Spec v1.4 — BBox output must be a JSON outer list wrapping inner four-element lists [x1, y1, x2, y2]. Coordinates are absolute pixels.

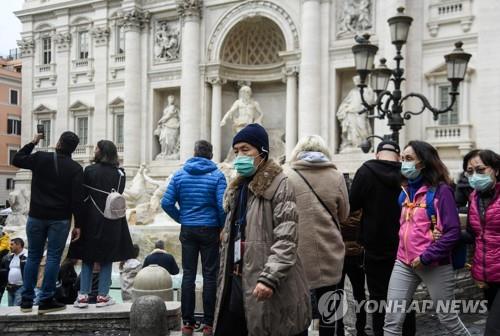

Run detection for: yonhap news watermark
[[318, 290, 488, 323]]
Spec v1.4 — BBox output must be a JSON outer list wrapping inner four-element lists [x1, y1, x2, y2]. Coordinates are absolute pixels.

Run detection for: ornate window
[[109, 97, 124, 146], [438, 85, 459, 125], [33, 104, 56, 148], [69, 101, 93, 146], [42, 37, 52, 65], [221, 17, 285, 66], [78, 31, 89, 59]]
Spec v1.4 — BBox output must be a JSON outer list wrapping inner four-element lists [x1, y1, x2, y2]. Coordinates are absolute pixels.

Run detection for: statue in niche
[[155, 95, 180, 160], [220, 85, 264, 163], [337, 0, 373, 37], [154, 21, 180, 62], [337, 76, 376, 153], [5, 188, 30, 228], [220, 85, 263, 134]]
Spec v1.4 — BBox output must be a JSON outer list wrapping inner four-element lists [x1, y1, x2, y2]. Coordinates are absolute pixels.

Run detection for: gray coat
[[213, 160, 311, 336]]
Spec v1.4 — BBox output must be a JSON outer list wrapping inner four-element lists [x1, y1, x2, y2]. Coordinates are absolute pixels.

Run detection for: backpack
[[426, 186, 467, 270], [84, 169, 126, 220]]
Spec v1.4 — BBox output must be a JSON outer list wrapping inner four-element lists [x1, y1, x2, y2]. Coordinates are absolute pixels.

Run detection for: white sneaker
[[73, 294, 89, 308], [96, 295, 115, 307]]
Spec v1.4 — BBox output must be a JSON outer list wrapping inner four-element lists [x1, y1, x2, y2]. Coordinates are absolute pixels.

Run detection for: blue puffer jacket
[[161, 157, 227, 227]]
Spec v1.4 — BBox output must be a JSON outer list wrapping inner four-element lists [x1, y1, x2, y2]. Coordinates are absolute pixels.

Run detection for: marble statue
[[337, 76, 376, 152], [220, 85, 263, 134], [220, 85, 263, 163], [337, 0, 373, 37], [154, 21, 180, 62], [5, 188, 30, 228], [123, 164, 150, 209], [154, 95, 180, 160]]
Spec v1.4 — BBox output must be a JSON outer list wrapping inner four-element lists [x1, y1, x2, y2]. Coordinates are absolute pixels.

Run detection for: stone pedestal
[[130, 296, 169, 336], [132, 265, 174, 302]]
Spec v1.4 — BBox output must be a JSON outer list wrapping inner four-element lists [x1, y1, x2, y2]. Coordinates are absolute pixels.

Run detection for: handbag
[[293, 169, 340, 231]]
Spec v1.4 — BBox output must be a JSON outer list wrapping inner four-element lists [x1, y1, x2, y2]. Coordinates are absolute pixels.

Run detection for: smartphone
[[37, 124, 45, 139]]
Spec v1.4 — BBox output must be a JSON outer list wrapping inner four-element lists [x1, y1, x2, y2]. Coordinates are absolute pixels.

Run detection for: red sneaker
[[181, 325, 194, 336], [203, 325, 214, 336]]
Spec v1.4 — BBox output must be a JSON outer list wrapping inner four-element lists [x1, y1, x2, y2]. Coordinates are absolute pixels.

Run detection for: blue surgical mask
[[468, 173, 494, 192], [233, 155, 258, 177], [401, 161, 421, 180]]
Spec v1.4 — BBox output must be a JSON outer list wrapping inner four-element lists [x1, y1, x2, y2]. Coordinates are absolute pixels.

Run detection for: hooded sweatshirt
[[161, 156, 227, 227], [349, 159, 402, 257]]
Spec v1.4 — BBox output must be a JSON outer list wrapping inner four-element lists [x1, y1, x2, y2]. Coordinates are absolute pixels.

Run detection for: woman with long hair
[[286, 135, 351, 336], [461, 149, 500, 336], [69, 140, 134, 308], [383, 140, 470, 335]]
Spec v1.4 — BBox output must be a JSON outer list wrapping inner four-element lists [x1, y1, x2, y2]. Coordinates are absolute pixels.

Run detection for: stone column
[[284, 67, 298, 160], [298, 0, 322, 138], [178, 1, 202, 162], [18, 37, 35, 145], [122, 9, 149, 171], [209, 77, 225, 162], [54, 31, 71, 138], [91, 25, 110, 143]]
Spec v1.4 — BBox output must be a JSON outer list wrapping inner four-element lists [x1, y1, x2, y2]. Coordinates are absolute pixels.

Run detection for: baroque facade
[[14, 0, 500, 180]]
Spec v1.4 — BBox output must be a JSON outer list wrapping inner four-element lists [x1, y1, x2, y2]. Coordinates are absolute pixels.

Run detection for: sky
[[0, 0, 23, 56]]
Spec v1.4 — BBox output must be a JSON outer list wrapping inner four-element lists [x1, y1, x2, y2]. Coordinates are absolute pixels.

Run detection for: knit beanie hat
[[232, 123, 269, 160]]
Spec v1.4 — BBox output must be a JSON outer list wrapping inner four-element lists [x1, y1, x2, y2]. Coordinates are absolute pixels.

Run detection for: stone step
[[0, 302, 181, 336]]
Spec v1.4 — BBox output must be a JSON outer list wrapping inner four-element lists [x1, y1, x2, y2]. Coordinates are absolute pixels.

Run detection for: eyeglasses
[[465, 166, 488, 177]]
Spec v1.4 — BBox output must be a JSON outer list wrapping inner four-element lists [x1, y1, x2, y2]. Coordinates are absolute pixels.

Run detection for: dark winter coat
[[143, 249, 179, 275], [349, 159, 402, 258], [12, 143, 85, 226], [68, 163, 134, 263], [0, 252, 27, 288], [162, 157, 227, 227]]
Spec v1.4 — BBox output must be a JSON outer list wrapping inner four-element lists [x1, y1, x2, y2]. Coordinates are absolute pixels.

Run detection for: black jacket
[[0, 252, 27, 288], [68, 163, 134, 263], [12, 143, 85, 227], [349, 159, 402, 258], [143, 250, 180, 275]]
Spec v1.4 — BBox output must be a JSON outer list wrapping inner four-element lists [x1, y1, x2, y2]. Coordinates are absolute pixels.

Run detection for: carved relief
[[53, 32, 72, 52], [176, 0, 203, 18], [17, 38, 35, 57], [154, 20, 180, 63], [91, 26, 110, 46], [337, 0, 373, 38], [122, 8, 151, 31]]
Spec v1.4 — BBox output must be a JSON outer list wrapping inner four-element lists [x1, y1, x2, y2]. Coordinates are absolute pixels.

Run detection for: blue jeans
[[180, 226, 220, 326], [7, 286, 23, 306], [21, 217, 71, 303], [79, 262, 113, 296]]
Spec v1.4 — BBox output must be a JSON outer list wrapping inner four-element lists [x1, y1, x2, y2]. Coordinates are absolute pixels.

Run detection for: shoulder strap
[[426, 186, 438, 230], [53, 152, 59, 176], [293, 168, 340, 230]]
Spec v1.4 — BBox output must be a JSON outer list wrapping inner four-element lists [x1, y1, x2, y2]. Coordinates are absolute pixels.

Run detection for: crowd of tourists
[[0, 124, 498, 336]]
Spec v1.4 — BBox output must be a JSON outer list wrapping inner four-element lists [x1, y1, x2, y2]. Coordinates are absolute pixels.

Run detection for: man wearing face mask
[[349, 141, 416, 336], [213, 123, 311, 336]]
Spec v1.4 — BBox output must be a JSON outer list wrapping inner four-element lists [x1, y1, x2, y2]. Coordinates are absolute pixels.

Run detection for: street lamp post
[[352, 7, 471, 151]]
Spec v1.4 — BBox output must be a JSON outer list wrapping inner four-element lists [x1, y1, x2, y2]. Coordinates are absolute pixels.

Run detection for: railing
[[425, 124, 472, 144], [116, 144, 124, 153], [438, 3, 463, 16], [73, 145, 94, 157], [36, 63, 56, 74], [113, 54, 125, 63], [72, 58, 94, 70]]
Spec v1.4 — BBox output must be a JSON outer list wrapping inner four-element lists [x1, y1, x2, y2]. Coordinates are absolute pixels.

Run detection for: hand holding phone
[[36, 124, 45, 139]]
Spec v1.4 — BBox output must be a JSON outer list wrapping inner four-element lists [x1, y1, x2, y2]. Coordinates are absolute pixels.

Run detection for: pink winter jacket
[[469, 183, 500, 283], [397, 184, 460, 266]]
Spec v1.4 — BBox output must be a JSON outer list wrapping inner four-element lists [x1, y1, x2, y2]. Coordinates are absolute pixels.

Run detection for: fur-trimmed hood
[[224, 159, 283, 212]]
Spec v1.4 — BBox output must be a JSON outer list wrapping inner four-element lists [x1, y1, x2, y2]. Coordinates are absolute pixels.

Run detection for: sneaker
[[202, 325, 214, 336], [181, 324, 194, 336], [20, 300, 33, 313], [38, 298, 66, 314], [73, 294, 89, 308], [96, 295, 115, 307]]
